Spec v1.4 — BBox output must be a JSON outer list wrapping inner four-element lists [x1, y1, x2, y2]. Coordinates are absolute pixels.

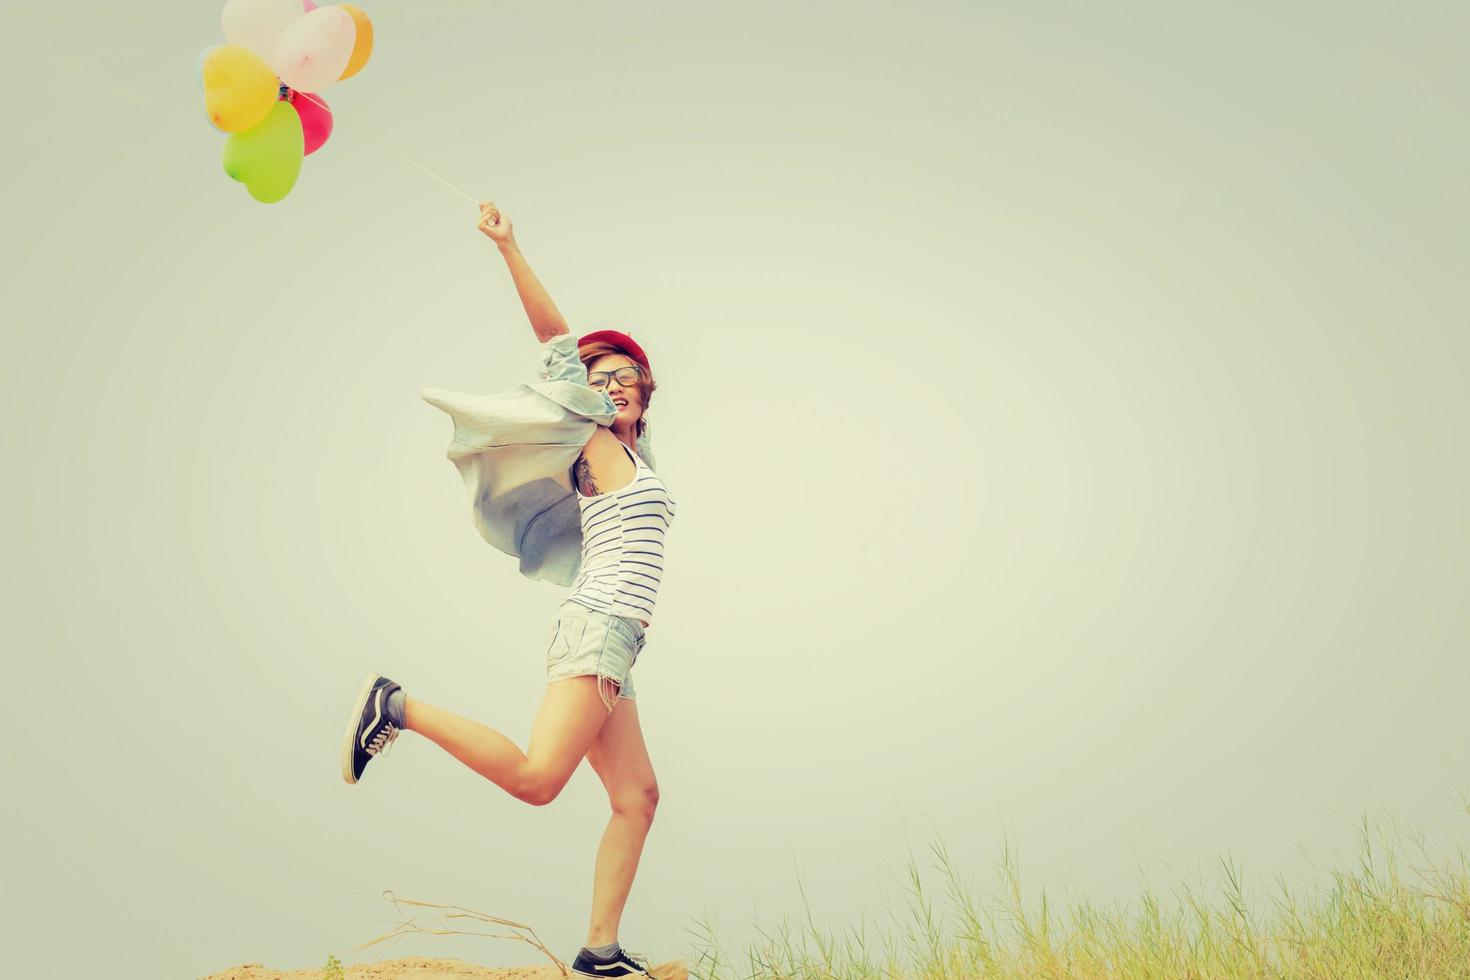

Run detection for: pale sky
[[3, 2, 1468, 978]]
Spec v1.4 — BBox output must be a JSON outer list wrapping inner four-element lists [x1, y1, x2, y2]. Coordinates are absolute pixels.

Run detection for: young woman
[[339, 202, 678, 979]]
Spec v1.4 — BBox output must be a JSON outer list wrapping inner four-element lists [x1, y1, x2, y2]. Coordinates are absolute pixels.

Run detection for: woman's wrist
[[497, 237, 521, 257]]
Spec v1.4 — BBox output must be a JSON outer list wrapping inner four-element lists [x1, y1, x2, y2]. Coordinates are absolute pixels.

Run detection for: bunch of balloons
[[198, 0, 374, 203]]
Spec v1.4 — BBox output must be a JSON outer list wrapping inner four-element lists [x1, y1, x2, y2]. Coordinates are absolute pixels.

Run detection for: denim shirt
[[419, 332, 659, 587]]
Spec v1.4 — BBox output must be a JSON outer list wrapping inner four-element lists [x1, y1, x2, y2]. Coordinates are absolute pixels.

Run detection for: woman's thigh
[[524, 676, 614, 796], [585, 696, 658, 809]]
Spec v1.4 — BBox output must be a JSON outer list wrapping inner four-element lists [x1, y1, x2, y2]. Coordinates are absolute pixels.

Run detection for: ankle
[[583, 940, 620, 958], [388, 689, 409, 729]]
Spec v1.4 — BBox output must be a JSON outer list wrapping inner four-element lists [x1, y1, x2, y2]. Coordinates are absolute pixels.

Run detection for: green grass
[[684, 807, 1470, 979]]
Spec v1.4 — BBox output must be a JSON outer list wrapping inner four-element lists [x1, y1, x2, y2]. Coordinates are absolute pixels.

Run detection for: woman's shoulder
[[572, 429, 641, 497]]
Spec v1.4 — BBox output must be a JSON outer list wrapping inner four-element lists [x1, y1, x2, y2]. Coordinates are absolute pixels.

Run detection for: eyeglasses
[[587, 366, 643, 390]]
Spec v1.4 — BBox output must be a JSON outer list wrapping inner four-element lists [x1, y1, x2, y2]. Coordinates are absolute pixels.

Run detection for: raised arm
[[476, 202, 570, 343]]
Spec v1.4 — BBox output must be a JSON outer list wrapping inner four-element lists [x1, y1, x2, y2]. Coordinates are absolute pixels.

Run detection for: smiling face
[[587, 353, 645, 426]]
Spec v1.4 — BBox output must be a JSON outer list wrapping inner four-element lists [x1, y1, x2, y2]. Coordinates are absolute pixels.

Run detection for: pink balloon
[[302, 0, 316, 9], [288, 89, 333, 155]]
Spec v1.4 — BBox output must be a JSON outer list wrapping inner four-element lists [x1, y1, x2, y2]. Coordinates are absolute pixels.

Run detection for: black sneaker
[[341, 673, 403, 784], [570, 944, 653, 978]]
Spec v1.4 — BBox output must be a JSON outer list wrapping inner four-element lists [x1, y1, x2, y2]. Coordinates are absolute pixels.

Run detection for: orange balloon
[[338, 5, 374, 81]]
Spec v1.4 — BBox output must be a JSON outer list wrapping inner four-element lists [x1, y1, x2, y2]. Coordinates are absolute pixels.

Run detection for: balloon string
[[292, 91, 480, 205]]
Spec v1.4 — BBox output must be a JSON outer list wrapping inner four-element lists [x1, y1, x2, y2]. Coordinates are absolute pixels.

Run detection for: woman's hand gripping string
[[477, 201, 515, 247]]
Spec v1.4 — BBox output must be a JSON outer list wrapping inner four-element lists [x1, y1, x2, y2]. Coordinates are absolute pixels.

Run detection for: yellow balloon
[[202, 44, 279, 133], [338, 5, 374, 82]]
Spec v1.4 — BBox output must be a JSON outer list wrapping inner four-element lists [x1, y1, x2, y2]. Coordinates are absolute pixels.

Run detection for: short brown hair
[[578, 340, 656, 437]]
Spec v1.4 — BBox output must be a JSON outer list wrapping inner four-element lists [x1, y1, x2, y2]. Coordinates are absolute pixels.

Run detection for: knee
[[611, 784, 660, 824], [518, 771, 568, 807]]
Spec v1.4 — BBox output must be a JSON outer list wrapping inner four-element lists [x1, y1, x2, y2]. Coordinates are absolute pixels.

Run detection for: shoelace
[[621, 949, 651, 972], [366, 722, 400, 757]]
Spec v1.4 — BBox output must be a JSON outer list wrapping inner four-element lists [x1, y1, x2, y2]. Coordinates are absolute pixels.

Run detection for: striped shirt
[[564, 442, 677, 626]]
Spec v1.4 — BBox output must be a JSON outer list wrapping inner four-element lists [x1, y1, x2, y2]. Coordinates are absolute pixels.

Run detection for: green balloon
[[221, 101, 304, 204]]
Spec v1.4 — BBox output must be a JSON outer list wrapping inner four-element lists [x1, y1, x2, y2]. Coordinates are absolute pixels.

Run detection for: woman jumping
[[339, 202, 678, 979]]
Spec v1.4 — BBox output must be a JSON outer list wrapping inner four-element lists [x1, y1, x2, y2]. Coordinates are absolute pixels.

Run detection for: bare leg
[[403, 676, 611, 806], [582, 694, 659, 946]]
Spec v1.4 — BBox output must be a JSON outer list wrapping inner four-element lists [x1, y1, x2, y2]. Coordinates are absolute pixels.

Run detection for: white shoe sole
[[340, 672, 381, 785]]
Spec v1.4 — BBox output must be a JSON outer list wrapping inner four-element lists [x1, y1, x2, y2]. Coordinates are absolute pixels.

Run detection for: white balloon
[[274, 6, 356, 92], [221, 0, 310, 64]]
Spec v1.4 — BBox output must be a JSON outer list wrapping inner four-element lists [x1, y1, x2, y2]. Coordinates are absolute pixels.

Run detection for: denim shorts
[[545, 600, 646, 712]]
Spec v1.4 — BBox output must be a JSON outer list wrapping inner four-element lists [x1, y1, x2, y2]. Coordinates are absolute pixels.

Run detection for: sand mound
[[201, 955, 689, 979], [201, 958, 558, 979]]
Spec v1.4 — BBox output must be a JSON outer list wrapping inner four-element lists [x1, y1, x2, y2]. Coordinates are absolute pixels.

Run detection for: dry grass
[[343, 890, 688, 978], [683, 806, 1470, 979]]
